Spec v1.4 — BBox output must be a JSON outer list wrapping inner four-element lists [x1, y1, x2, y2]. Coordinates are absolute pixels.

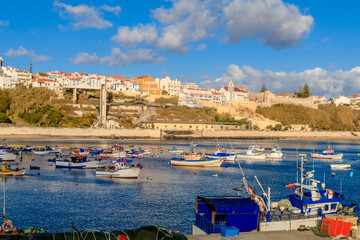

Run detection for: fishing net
[[21, 225, 188, 240]]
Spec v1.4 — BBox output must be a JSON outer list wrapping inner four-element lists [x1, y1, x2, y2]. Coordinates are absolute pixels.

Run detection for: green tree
[[260, 83, 267, 92], [303, 84, 310, 97]]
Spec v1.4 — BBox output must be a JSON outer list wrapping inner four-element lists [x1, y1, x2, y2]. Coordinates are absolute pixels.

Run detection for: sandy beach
[[0, 126, 360, 143]]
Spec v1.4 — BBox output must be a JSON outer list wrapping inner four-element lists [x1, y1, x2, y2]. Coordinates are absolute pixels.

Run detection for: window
[[331, 204, 337, 211], [324, 205, 329, 211]]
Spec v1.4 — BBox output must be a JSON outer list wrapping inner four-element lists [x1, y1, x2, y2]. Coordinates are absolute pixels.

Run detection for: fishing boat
[[55, 153, 108, 169], [193, 154, 359, 234], [330, 163, 351, 169], [100, 145, 126, 158], [0, 148, 16, 162], [168, 147, 184, 154], [96, 160, 143, 178], [236, 147, 266, 160], [205, 144, 236, 162], [170, 157, 224, 167], [265, 146, 283, 160], [126, 149, 145, 158], [0, 164, 26, 176], [311, 146, 343, 160]]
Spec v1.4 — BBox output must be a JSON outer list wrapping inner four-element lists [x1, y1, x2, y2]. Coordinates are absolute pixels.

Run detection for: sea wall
[[0, 126, 359, 141]]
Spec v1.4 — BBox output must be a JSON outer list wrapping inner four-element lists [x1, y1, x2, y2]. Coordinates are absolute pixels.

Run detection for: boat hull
[[237, 154, 266, 160], [311, 153, 343, 160], [170, 158, 224, 167], [55, 160, 106, 169], [0, 169, 26, 176], [330, 164, 351, 169], [96, 167, 141, 178]]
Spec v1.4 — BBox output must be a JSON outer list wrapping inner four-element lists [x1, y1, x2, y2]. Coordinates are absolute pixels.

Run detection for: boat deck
[[187, 230, 325, 240]]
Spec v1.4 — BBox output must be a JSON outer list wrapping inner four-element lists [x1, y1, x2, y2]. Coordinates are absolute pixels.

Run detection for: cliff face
[[249, 91, 317, 109]]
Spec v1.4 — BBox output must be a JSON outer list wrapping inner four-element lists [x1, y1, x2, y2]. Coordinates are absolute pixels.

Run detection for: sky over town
[[1, 0, 360, 97]]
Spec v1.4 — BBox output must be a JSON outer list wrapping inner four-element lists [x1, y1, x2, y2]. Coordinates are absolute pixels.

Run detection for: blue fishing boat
[[168, 147, 184, 154], [193, 154, 359, 234]]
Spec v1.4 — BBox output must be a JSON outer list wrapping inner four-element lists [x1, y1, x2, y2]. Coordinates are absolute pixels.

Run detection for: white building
[[219, 81, 249, 102], [0, 75, 16, 89], [178, 92, 202, 108], [32, 78, 61, 92], [333, 96, 351, 106], [181, 82, 198, 90], [157, 76, 182, 97], [351, 95, 360, 104], [182, 88, 225, 104], [314, 96, 328, 104]]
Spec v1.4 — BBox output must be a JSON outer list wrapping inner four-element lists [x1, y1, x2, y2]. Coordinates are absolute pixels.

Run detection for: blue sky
[[1, 0, 360, 97]]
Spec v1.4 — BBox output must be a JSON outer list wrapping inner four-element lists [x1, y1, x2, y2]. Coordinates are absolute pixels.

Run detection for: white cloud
[[100, 5, 121, 16], [154, 0, 217, 53], [71, 48, 164, 67], [105, 48, 164, 66], [54, 1, 120, 30], [70, 52, 104, 64], [222, 0, 313, 48], [5, 46, 30, 57], [4, 46, 51, 62], [196, 43, 207, 51], [111, 24, 158, 47], [0, 20, 9, 27], [200, 64, 360, 97]]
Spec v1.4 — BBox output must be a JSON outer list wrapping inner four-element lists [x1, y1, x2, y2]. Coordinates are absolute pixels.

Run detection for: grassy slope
[[256, 104, 360, 130]]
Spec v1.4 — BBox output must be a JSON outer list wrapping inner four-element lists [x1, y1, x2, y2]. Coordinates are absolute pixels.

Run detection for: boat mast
[[299, 154, 307, 200], [2, 180, 5, 222]]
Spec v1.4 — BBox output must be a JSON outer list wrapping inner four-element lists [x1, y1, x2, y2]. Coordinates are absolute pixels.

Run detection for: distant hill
[[256, 104, 360, 131]]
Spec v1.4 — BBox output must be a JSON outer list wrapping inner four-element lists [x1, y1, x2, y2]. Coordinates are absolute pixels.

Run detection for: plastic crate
[[220, 226, 239, 237]]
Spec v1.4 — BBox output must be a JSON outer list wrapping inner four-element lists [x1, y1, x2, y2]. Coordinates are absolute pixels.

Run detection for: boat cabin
[[195, 196, 259, 234]]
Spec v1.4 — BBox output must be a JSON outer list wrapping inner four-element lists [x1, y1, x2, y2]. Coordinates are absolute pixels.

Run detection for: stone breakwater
[[0, 126, 359, 141]]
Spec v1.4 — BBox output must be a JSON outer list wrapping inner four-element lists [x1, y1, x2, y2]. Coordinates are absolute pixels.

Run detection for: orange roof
[[352, 95, 360, 98], [38, 79, 57, 83], [109, 75, 127, 80]]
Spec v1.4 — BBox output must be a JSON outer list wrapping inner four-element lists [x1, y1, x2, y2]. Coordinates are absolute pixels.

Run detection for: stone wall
[[249, 91, 317, 109]]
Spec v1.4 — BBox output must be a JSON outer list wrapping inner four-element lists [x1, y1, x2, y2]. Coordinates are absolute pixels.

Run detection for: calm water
[[2, 139, 360, 234]]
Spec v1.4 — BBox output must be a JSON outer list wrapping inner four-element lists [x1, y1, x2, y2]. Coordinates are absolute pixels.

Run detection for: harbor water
[[2, 139, 360, 234]]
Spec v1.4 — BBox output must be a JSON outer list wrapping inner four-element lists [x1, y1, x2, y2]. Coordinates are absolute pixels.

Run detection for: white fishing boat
[[311, 146, 343, 160], [330, 163, 351, 169], [96, 161, 142, 178], [0, 149, 16, 161], [237, 148, 266, 160], [170, 157, 224, 167], [100, 145, 126, 158], [265, 147, 283, 160]]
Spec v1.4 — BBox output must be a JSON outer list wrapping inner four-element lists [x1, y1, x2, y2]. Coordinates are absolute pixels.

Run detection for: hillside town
[[1, 56, 359, 107]]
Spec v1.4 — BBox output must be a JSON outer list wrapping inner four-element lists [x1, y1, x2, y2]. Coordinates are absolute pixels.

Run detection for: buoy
[[350, 172, 354, 177], [332, 172, 336, 176], [286, 183, 294, 188], [60, 180, 63, 182], [75, 182, 78, 185]]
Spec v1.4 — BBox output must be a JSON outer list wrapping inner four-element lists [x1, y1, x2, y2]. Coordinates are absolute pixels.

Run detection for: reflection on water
[[1, 139, 360, 234]]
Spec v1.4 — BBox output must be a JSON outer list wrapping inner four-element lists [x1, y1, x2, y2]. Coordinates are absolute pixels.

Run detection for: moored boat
[[330, 163, 351, 169], [96, 160, 142, 178], [193, 154, 359, 234], [265, 146, 283, 160], [237, 147, 266, 160], [0, 164, 26, 176], [170, 157, 224, 167], [311, 146, 343, 160], [168, 147, 184, 154]]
